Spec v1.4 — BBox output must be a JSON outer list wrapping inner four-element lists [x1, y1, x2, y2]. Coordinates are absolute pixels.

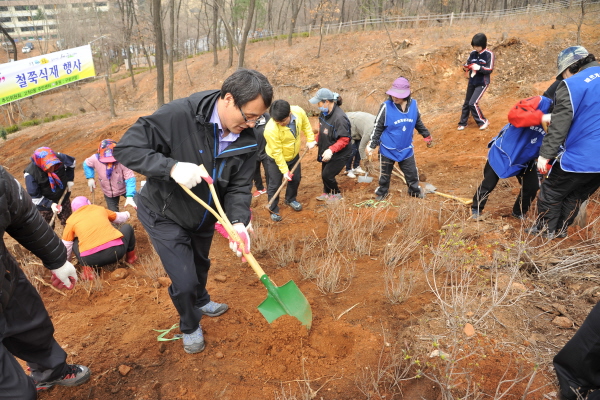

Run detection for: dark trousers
[[459, 84, 488, 127], [265, 155, 301, 214], [376, 154, 421, 197], [73, 223, 136, 267], [345, 140, 361, 171], [321, 152, 350, 195], [39, 191, 72, 227], [472, 160, 539, 216], [104, 194, 126, 212], [253, 158, 269, 192], [537, 162, 600, 232], [554, 301, 600, 400], [0, 266, 68, 400], [136, 196, 214, 334]]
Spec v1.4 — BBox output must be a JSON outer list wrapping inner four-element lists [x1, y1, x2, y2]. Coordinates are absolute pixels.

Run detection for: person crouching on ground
[[471, 95, 553, 220], [84, 139, 137, 211], [367, 77, 432, 201], [24, 146, 75, 226], [345, 111, 376, 177], [62, 196, 137, 279], [309, 88, 351, 201], [263, 100, 316, 221]]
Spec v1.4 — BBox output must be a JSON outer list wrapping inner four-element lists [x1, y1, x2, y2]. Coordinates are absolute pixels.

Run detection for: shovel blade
[[257, 278, 313, 329], [424, 182, 437, 193]]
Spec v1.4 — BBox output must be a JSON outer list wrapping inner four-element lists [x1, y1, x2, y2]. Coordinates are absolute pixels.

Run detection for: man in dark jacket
[[0, 165, 89, 399], [529, 46, 600, 238], [114, 68, 273, 354]]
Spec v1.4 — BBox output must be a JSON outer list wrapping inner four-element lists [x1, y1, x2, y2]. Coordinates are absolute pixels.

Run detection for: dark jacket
[[369, 98, 430, 148], [24, 152, 75, 210], [113, 90, 257, 231], [464, 49, 494, 86], [1, 166, 66, 311], [316, 104, 351, 161], [253, 113, 270, 161], [539, 61, 600, 159]]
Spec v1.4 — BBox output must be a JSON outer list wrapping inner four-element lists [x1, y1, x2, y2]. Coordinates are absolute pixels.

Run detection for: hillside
[[1, 9, 600, 400]]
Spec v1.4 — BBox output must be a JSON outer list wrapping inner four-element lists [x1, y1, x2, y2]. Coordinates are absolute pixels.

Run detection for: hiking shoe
[[199, 301, 228, 317], [183, 325, 205, 354], [270, 213, 282, 222], [353, 166, 366, 174], [457, 125, 466, 131], [347, 170, 357, 178], [35, 364, 91, 391], [471, 210, 481, 220], [285, 200, 302, 211], [511, 212, 525, 220], [316, 193, 329, 201], [375, 193, 388, 201], [479, 120, 489, 130], [327, 193, 343, 201], [253, 189, 267, 197], [525, 225, 542, 235], [556, 229, 568, 239]]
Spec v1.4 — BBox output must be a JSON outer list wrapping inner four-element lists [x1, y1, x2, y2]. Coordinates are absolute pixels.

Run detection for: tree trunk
[[105, 75, 117, 117], [224, 18, 233, 68], [168, 0, 174, 102], [0, 23, 17, 61], [212, 1, 219, 65], [288, 0, 304, 46], [152, 0, 165, 107]]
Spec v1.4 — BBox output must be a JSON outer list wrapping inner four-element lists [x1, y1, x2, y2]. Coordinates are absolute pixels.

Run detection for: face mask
[[318, 106, 329, 116]]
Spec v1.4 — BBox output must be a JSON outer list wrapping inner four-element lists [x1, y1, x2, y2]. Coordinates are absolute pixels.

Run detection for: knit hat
[[309, 88, 338, 104], [71, 196, 91, 212], [386, 77, 411, 99], [471, 33, 487, 49], [98, 139, 117, 163], [556, 46, 589, 79]]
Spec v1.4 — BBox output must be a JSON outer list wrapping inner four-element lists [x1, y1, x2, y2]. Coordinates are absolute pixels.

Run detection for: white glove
[[537, 156, 550, 174], [170, 162, 210, 189], [113, 211, 130, 224], [229, 222, 250, 259], [51, 203, 62, 213], [471, 64, 481, 71], [87, 178, 96, 192], [67, 181, 75, 192], [306, 141, 316, 149], [366, 145, 376, 157], [322, 149, 333, 162], [284, 171, 293, 181], [246, 221, 254, 235], [124, 197, 137, 209], [51, 261, 77, 290]]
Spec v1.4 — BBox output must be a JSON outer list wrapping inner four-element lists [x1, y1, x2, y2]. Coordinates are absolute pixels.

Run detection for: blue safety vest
[[560, 66, 600, 173], [379, 99, 418, 162], [488, 96, 553, 178]]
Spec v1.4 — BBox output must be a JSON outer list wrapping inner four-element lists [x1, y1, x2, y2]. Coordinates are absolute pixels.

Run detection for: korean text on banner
[[0, 45, 96, 106]]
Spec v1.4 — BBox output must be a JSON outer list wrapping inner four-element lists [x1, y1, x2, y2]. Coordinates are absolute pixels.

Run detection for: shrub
[[6, 125, 19, 134]]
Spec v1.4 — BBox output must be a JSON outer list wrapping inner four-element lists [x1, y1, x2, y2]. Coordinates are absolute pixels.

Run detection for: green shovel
[[179, 172, 312, 329]]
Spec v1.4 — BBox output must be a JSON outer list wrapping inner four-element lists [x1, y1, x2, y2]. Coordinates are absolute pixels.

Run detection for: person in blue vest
[[366, 77, 432, 201], [471, 95, 553, 219], [528, 46, 600, 239]]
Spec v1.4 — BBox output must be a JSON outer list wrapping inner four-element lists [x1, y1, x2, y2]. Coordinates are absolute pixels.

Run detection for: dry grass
[[251, 217, 276, 257], [270, 235, 298, 268], [11, 243, 46, 292], [315, 252, 355, 294], [76, 268, 103, 296], [141, 247, 167, 281]]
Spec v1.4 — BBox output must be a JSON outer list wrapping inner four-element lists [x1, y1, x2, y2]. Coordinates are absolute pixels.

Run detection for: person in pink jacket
[[84, 139, 137, 211]]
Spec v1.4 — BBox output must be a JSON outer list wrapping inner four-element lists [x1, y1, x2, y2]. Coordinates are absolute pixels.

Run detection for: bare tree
[[0, 23, 17, 62], [288, 0, 304, 46], [116, 0, 137, 88], [152, 0, 165, 107], [238, 0, 256, 68], [168, 0, 175, 101], [212, 0, 218, 66]]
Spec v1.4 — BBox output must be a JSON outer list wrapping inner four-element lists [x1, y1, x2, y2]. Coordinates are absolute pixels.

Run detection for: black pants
[[376, 154, 421, 197], [73, 223, 136, 267], [253, 158, 269, 192], [265, 155, 301, 214], [321, 153, 350, 195], [554, 301, 600, 400], [104, 194, 128, 212], [345, 140, 361, 171], [537, 162, 600, 232], [459, 84, 488, 127], [0, 266, 68, 400], [472, 160, 539, 216], [136, 196, 214, 334]]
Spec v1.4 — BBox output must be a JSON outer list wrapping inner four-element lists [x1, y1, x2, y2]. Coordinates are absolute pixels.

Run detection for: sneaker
[[270, 213, 282, 222], [525, 225, 541, 235], [471, 209, 481, 220], [199, 300, 228, 317], [253, 189, 267, 197], [35, 364, 91, 391], [327, 193, 343, 201], [353, 166, 366, 174], [316, 193, 329, 201], [285, 200, 302, 211], [556, 229, 568, 239], [183, 325, 205, 354], [347, 170, 357, 178], [457, 125, 466, 131], [511, 212, 525, 220], [375, 193, 388, 201], [479, 120, 489, 130]]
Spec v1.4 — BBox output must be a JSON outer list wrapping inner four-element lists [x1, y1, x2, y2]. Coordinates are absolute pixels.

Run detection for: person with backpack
[[457, 33, 495, 131], [84, 139, 137, 211]]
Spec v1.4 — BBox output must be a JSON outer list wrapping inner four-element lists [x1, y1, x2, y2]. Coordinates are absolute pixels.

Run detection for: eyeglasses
[[239, 108, 260, 125]]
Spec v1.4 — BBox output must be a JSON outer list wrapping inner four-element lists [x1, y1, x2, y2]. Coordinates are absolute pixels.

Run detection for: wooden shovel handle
[[49, 190, 68, 227], [266, 147, 310, 209]]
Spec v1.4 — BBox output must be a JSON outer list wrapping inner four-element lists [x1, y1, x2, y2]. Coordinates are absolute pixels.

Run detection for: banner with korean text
[[0, 45, 96, 106]]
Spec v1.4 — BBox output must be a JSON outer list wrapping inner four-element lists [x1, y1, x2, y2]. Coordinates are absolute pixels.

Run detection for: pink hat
[[98, 139, 117, 163], [71, 196, 91, 212], [386, 77, 411, 99]]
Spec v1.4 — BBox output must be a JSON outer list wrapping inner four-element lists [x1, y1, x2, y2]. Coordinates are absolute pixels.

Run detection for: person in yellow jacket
[[264, 100, 316, 221]]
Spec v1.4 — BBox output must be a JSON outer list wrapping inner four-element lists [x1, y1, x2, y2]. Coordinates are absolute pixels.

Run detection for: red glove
[[424, 136, 433, 148], [284, 171, 293, 181]]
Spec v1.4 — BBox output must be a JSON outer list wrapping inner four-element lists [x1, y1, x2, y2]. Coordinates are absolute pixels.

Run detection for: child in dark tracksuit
[[458, 33, 494, 131]]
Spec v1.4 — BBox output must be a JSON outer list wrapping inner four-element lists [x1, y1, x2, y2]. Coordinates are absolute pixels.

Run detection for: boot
[[126, 250, 138, 264]]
